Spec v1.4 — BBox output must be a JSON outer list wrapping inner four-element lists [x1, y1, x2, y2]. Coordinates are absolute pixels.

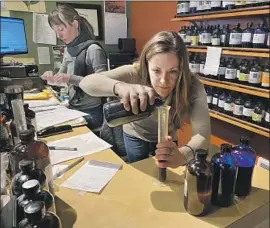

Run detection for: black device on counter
[[37, 125, 73, 138]]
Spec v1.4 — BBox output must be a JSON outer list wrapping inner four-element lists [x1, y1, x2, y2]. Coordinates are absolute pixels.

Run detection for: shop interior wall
[[130, 1, 269, 159]]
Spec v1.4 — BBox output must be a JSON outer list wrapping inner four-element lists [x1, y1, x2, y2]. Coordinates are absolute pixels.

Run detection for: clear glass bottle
[[17, 201, 61, 228], [252, 22, 267, 48], [238, 59, 250, 85], [211, 25, 221, 46], [220, 24, 230, 47], [248, 60, 262, 87], [201, 25, 212, 46], [189, 53, 200, 74], [225, 58, 237, 82], [241, 22, 254, 48], [224, 93, 234, 116], [190, 27, 199, 46], [229, 23, 242, 47], [233, 93, 244, 119], [232, 136, 256, 197], [211, 144, 238, 207], [242, 97, 255, 122], [184, 149, 212, 216], [252, 100, 264, 126]]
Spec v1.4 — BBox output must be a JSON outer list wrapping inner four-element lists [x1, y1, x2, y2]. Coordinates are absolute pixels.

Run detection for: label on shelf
[[224, 102, 233, 112], [207, 95, 213, 104], [252, 112, 262, 122], [189, 63, 200, 73], [265, 112, 270, 123], [243, 107, 254, 117], [225, 68, 237, 79], [242, 32, 252, 42], [211, 38, 221, 46], [253, 34, 266, 44], [233, 104, 244, 116], [239, 72, 249, 82], [261, 72, 270, 87], [190, 36, 199, 46], [212, 97, 218, 105], [229, 33, 242, 45], [218, 99, 225, 108], [248, 71, 261, 84], [201, 33, 211, 44], [218, 66, 226, 75], [200, 64, 205, 73]]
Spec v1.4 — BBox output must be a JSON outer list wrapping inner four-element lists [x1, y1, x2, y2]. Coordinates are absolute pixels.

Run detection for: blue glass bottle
[[211, 144, 238, 207], [232, 136, 256, 197]]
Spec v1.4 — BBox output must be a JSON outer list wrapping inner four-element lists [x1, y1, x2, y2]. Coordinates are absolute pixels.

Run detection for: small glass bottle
[[261, 63, 269, 89], [217, 90, 226, 113], [252, 100, 264, 126], [189, 53, 200, 74], [185, 26, 192, 46], [184, 149, 212, 216], [220, 24, 230, 47], [242, 98, 255, 122], [248, 60, 262, 87], [225, 58, 237, 82], [238, 59, 250, 85], [252, 22, 267, 48], [224, 94, 234, 116], [17, 179, 56, 221], [211, 144, 238, 207], [206, 86, 213, 109], [201, 25, 212, 46], [217, 57, 226, 81], [204, 1, 212, 11], [241, 22, 254, 48], [17, 201, 61, 228], [212, 88, 220, 111], [210, 0, 222, 10], [263, 103, 270, 129], [211, 25, 221, 46], [199, 55, 206, 76], [190, 27, 199, 46], [233, 94, 244, 119], [196, 1, 205, 13], [178, 26, 187, 43], [11, 159, 47, 197], [179, 1, 190, 15], [229, 23, 242, 47], [232, 137, 256, 197]]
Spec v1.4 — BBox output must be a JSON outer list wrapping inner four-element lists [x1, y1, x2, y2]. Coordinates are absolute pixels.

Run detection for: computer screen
[[0, 17, 28, 56]]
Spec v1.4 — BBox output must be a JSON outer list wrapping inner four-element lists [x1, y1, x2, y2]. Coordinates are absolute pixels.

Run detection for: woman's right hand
[[114, 82, 156, 114], [41, 71, 55, 83]]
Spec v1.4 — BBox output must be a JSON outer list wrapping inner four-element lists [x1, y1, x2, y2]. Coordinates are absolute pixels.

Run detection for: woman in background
[[42, 4, 107, 131]]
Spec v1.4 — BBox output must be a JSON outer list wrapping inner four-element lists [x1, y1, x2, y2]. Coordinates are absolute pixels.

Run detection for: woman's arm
[[180, 76, 211, 162]]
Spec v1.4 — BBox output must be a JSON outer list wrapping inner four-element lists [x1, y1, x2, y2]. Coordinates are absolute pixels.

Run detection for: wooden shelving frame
[[199, 77, 270, 98], [209, 110, 270, 138]]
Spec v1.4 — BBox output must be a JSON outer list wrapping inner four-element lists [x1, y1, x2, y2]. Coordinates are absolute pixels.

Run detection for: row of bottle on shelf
[[176, 1, 270, 16], [179, 22, 270, 48], [189, 54, 270, 89], [204, 86, 270, 128], [185, 137, 257, 216]]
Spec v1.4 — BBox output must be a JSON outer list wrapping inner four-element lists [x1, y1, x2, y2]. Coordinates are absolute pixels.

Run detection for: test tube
[[157, 105, 171, 182]]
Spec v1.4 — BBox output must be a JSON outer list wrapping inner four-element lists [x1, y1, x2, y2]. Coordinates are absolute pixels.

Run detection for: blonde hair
[[137, 31, 194, 128], [48, 4, 95, 40]]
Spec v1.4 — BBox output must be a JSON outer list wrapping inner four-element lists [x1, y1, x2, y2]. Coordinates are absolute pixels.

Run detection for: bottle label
[[252, 112, 262, 122], [242, 32, 252, 42], [235, 1, 246, 5], [200, 64, 205, 73], [218, 99, 225, 108], [189, 63, 200, 73], [184, 178, 188, 197], [201, 33, 211, 44], [222, 1, 235, 7], [211, 38, 221, 46], [207, 95, 213, 104], [224, 102, 233, 112], [225, 68, 237, 79], [218, 66, 226, 75], [204, 1, 211, 9], [180, 2, 190, 13], [211, 1, 221, 7], [221, 34, 226, 43], [212, 97, 218, 105], [197, 1, 204, 11], [190, 1, 197, 8], [185, 35, 191, 43], [190, 36, 199, 46], [243, 107, 254, 117], [265, 112, 270, 123], [233, 104, 243, 116], [229, 33, 242, 45], [239, 73, 249, 82], [261, 72, 270, 87], [248, 71, 261, 84], [253, 34, 266, 44]]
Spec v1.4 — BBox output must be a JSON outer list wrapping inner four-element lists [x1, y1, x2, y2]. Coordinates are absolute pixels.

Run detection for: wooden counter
[[46, 127, 269, 228]]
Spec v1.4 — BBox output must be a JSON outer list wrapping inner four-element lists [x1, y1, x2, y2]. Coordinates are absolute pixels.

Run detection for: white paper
[[52, 164, 68, 178], [36, 106, 88, 131], [26, 98, 60, 108], [33, 13, 56, 45], [30, 105, 60, 113], [104, 13, 127, 44], [61, 160, 122, 193], [37, 47, 51, 65], [203, 47, 222, 76], [47, 132, 112, 165]]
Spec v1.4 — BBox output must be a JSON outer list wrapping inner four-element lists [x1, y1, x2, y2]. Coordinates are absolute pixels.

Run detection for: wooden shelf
[[171, 5, 270, 22], [188, 46, 269, 58], [200, 77, 270, 98], [209, 110, 270, 138]]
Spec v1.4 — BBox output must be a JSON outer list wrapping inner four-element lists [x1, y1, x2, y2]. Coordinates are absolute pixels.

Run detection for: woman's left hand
[[53, 73, 71, 84], [155, 136, 187, 168]]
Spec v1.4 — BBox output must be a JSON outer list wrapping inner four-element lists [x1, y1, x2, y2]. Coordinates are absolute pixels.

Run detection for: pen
[[49, 146, 78, 151], [53, 157, 84, 179]]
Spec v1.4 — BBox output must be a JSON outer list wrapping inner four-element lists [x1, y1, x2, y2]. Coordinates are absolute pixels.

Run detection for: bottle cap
[[22, 179, 40, 196], [195, 149, 208, 159], [19, 129, 35, 142], [220, 143, 232, 153], [19, 159, 34, 172], [24, 103, 29, 109], [24, 201, 46, 223], [240, 136, 250, 145]]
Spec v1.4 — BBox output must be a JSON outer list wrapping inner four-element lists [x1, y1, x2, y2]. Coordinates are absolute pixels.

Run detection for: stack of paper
[[47, 132, 112, 165], [26, 98, 60, 108], [61, 160, 122, 193]]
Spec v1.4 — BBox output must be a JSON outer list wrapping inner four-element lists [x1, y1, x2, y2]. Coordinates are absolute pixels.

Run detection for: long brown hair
[[137, 31, 194, 128], [48, 4, 95, 40]]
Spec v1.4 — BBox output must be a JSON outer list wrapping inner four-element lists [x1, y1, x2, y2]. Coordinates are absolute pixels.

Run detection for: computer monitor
[[0, 16, 28, 60]]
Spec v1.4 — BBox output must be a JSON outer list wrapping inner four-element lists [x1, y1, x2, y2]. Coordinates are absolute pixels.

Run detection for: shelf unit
[[199, 77, 270, 98], [171, 5, 270, 22], [171, 5, 270, 136], [187, 46, 269, 58], [209, 110, 270, 138]]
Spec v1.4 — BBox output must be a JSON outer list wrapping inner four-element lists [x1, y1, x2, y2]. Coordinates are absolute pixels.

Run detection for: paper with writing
[[203, 47, 222, 76]]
